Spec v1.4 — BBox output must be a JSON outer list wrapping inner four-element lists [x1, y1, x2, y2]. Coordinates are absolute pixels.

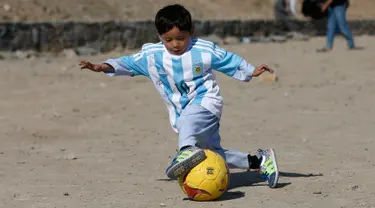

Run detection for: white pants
[[176, 104, 249, 169]]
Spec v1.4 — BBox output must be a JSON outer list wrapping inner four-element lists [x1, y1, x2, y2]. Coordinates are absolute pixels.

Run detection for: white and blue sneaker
[[258, 148, 279, 188], [166, 146, 206, 180]]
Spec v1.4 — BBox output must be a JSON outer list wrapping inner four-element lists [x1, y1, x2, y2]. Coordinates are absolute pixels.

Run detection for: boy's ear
[[190, 25, 195, 35], [158, 35, 163, 42]]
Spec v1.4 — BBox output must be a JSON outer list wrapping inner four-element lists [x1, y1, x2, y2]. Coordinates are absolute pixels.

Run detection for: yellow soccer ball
[[178, 149, 230, 201]]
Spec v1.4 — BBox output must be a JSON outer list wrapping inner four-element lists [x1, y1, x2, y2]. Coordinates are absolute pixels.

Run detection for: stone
[[223, 36, 240, 45], [3, 4, 11, 12], [198, 34, 224, 45], [258, 73, 278, 83], [15, 50, 38, 59], [64, 153, 77, 160], [74, 46, 98, 56], [60, 49, 77, 57]]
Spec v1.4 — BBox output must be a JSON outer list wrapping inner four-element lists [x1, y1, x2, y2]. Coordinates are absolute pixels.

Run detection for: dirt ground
[[0, 0, 374, 22], [1, 35, 375, 208]]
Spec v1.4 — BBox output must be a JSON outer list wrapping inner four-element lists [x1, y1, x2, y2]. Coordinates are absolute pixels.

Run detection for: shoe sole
[[268, 148, 279, 188], [166, 149, 207, 179]]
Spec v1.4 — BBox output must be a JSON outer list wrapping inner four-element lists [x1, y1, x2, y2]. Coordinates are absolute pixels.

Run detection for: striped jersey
[[104, 38, 255, 132]]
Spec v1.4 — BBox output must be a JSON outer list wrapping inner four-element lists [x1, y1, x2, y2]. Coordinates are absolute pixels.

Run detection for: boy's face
[[159, 26, 192, 55]]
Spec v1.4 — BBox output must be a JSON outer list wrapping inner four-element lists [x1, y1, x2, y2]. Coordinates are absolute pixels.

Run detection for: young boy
[[79, 4, 279, 188]]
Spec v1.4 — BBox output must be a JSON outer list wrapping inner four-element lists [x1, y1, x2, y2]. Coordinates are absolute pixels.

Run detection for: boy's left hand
[[252, 64, 274, 77]]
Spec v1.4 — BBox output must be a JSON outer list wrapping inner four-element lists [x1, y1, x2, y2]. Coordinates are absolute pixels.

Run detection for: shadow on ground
[[228, 170, 323, 190], [157, 171, 324, 201]]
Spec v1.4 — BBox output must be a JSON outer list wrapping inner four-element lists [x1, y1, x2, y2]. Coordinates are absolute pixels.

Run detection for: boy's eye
[[164, 37, 184, 42]]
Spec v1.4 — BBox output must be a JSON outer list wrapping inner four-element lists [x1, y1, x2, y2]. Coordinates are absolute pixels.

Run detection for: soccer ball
[[178, 149, 230, 201]]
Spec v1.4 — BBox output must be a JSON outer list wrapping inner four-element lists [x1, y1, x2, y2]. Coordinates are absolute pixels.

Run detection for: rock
[[258, 73, 278, 83], [271, 35, 288, 43], [72, 108, 80, 113], [113, 45, 124, 53], [3, 4, 11, 12], [60, 49, 77, 57], [250, 36, 273, 43], [198, 34, 224, 45], [15, 50, 38, 59], [351, 185, 359, 191], [74, 47, 98, 56], [64, 153, 77, 160], [240, 37, 251, 44], [286, 32, 310, 41], [0, 52, 15, 60], [223, 36, 240, 45]]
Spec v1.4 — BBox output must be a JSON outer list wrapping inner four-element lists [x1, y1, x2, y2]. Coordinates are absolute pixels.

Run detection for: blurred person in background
[[274, 0, 298, 32], [316, 0, 362, 52], [289, 0, 299, 16], [274, 0, 308, 39]]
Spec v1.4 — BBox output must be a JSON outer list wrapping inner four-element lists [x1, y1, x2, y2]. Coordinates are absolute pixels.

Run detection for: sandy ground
[[1, 36, 375, 208], [0, 0, 374, 22]]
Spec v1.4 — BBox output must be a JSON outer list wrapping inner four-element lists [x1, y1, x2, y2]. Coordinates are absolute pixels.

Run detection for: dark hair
[[155, 4, 193, 35]]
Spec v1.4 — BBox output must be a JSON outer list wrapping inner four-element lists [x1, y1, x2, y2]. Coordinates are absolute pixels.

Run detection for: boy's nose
[[173, 41, 180, 47]]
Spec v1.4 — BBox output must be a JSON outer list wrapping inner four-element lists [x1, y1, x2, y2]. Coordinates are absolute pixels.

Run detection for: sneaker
[[166, 146, 206, 180], [258, 148, 279, 188], [316, 47, 332, 53], [348, 46, 364, 51]]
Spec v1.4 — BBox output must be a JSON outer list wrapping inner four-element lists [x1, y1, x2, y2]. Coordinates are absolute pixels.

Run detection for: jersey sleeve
[[102, 50, 149, 77], [211, 44, 255, 82]]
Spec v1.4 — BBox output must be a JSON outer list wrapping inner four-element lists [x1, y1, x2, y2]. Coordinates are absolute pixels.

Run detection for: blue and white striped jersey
[[104, 38, 255, 132]]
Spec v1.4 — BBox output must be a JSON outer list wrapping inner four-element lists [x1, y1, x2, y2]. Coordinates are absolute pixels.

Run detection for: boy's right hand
[[79, 61, 103, 72], [252, 64, 274, 77]]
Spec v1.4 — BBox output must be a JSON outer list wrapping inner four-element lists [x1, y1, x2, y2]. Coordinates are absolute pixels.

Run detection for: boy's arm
[[210, 45, 255, 82], [102, 57, 137, 76], [210, 44, 273, 82], [79, 50, 148, 77], [103, 49, 150, 77]]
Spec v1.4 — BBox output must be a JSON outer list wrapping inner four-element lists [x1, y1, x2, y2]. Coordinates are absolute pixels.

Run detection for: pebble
[[3, 4, 11, 12], [64, 153, 77, 160]]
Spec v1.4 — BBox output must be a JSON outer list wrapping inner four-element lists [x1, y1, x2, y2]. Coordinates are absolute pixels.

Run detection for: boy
[[79, 4, 279, 188]]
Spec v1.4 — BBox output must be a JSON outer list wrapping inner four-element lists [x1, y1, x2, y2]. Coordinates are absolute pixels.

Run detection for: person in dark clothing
[[317, 0, 362, 52]]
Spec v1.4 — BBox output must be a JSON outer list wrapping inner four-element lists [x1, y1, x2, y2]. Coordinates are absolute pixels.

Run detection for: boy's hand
[[252, 64, 274, 77], [79, 61, 103, 72]]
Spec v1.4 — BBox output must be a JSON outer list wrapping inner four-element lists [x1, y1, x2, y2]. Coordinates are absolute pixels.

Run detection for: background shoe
[[316, 47, 332, 53]]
